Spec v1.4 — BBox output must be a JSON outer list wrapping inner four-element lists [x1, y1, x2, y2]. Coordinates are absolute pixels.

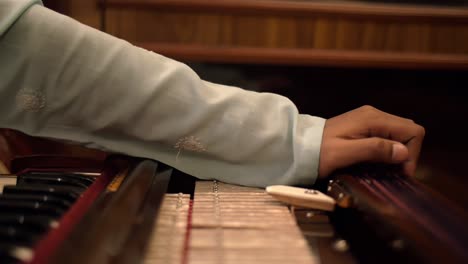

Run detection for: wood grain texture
[[100, 0, 468, 67], [68, 0, 102, 29], [105, 9, 468, 53], [137, 43, 468, 69], [0, 129, 107, 171], [102, 0, 468, 22]]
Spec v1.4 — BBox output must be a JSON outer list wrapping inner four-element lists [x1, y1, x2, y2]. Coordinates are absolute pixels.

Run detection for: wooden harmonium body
[[0, 155, 174, 264], [0, 154, 328, 264], [0, 154, 326, 264], [326, 165, 468, 264], [1, 155, 467, 264]]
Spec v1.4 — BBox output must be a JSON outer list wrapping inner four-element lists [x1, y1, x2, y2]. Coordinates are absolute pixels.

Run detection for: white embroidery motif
[[16, 88, 46, 112], [174, 136, 206, 161]]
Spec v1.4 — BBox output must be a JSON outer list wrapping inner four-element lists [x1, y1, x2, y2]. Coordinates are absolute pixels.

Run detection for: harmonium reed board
[[1, 155, 467, 264], [0, 155, 335, 264], [144, 180, 322, 264]]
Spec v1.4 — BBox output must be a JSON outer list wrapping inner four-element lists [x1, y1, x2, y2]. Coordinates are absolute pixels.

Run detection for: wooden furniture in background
[[0, 129, 107, 172], [43, 0, 101, 29], [37, 0, 468, 212], [99, 0, 468, 69], [96, 0, 468, 210]]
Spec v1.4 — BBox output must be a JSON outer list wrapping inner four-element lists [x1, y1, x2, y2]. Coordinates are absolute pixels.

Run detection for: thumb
[[352, 138, 409, 164], [319, 137, 410, 177]]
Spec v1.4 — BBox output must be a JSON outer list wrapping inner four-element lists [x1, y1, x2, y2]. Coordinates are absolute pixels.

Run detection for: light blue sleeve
[[0, 2, 326, 188], [0, 0, 42, 36]]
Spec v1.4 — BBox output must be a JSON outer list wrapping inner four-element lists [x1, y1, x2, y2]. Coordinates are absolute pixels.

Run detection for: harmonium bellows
[[0, 156, 467, 264]]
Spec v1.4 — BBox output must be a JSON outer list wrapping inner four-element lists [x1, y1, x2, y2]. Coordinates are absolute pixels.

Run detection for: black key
[[2, 185, 81, 203], [0, 200, 66, 218], [0, 223, 46, 244], [17, 174, 92, 189], [0, 226, 39, 246], [0, 194, 72, 210], [0, 214, 58, 234], [16, 175, 88, 191], [23, 172, 96, 186]]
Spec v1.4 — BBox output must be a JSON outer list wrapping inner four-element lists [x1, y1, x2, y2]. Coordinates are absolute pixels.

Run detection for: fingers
[[349, 106, 425, 176], [402, 125, 425, 176], [367, 117, 425, 177], [347, 106, 415, 140], [329, 138, 410, 174], [320, 106, 425, 178]]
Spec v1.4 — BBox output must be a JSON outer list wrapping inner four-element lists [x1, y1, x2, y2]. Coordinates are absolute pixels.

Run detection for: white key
[[0, 175, 17, 193], [0, 160, 8, 174], [266, 185, 335, 211]]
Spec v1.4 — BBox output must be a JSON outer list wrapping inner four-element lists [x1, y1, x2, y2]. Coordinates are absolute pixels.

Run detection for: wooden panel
[[102, 0, 468, 22], [137, 43, 468, 69], [43, 0, 102, 30], [0, 129, 107, 171], [101, 0, 468, 68], [361, 21, 387, 51], [105, 9, 468, 52], [70, 0, 101, 29]]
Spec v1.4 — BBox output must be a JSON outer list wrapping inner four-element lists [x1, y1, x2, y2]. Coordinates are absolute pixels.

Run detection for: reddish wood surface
[[101, 0, 468, 22], [139, 42, 468, 69]]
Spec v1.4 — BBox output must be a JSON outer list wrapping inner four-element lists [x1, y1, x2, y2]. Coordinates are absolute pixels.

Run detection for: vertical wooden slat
[[314, 18, 337, 49]]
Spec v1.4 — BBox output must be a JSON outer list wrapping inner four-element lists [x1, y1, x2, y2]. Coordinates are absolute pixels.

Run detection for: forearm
[[0, 3, 325, 187]]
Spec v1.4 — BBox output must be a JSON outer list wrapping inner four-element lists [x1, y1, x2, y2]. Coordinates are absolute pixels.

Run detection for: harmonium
[[0, 135, 467, 264]]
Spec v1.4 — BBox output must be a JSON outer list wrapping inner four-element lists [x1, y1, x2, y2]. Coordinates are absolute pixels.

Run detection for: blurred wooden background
[[8, 0, 468, 209], [102, 0, 468, 68]]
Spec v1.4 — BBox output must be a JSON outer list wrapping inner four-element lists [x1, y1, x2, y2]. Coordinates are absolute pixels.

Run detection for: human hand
[[318, 105, 425, 178]]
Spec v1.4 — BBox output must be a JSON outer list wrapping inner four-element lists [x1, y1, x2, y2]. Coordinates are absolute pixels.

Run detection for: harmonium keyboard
[[0, 155, 467, 264]]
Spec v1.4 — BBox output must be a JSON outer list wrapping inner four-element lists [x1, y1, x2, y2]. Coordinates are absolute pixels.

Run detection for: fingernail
[[392, 143, 409, 162]]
